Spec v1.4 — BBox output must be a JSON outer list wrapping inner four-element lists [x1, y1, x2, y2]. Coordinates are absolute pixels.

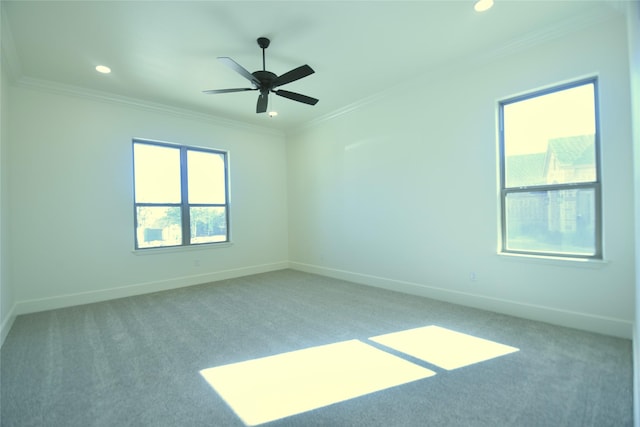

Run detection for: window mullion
[[180, 148, 190, 246]]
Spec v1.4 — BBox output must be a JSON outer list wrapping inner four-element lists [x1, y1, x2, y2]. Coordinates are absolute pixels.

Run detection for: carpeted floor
[[0, 269, 633, 426]]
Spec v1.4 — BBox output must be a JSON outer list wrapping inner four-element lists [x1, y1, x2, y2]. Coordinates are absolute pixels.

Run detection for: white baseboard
[[5, 261, 633, 342], [13, 261, 289, 317], [634, 323, 639, 427], [0, 303, 17, 348], [290, 261, 633, 339]]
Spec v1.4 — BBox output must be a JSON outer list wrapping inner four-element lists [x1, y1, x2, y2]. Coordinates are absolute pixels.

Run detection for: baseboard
[[289, 262, 633, 339], [8, 261, 633, 340], [0, 303, 17, 348], [13, 261, 289, 316], [634, 323, 639, 427]]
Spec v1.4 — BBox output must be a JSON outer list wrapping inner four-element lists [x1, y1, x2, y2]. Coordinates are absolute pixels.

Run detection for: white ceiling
[[1, 1, 622, 132]]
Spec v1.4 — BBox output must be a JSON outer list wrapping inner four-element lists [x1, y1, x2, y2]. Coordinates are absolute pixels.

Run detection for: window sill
[[132, 242, 233, 255], [497, 251, 609, 268]]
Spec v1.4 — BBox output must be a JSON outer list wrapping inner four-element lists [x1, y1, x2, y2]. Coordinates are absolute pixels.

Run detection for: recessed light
[[474, 0, 494, 12], [95, 65, 111, 74]]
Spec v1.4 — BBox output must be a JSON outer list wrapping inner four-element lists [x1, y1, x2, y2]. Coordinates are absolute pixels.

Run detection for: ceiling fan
[[203, 37, 319, 114]]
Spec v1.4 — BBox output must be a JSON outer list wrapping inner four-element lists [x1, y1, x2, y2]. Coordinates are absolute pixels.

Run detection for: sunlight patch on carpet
[[199, 339, 435, 426], [370, 325, 519, 370]]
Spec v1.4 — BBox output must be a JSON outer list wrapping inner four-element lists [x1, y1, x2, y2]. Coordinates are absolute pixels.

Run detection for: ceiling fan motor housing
[[204, 36, 318, 113], [253, 70, 277, 92]]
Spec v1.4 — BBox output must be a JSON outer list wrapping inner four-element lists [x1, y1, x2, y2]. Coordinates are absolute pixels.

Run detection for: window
[[499, 79, 601, 259], [132, 139, 229, 249]]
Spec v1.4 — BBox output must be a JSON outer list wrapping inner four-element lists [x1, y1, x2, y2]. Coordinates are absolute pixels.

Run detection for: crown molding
[[290, 6, 621, 136], [14, 76, 285, 137], [1, 1, 282, 137], [289, 90, 389, 136], [4, 3, 622, 138], [476, 6, 621, 65]]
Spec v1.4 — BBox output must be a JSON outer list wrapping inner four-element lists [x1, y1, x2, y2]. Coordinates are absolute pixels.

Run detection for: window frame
[[132, 138, 230, 250], [498, 78, 602, 260]]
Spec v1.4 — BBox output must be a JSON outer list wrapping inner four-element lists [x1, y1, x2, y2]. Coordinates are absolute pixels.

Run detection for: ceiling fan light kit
[[474, 0, 494, 12], [204, 37, 319, 114]]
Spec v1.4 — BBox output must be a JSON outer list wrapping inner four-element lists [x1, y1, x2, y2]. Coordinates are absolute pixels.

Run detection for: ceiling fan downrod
[[203, 36, 318, 114], [257, 37, 270, 71]]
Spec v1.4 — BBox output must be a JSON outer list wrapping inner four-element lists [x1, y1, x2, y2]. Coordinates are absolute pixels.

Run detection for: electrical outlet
[[470, 272, 477, 282]]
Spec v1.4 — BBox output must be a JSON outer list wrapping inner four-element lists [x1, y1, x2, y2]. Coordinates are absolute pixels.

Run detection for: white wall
[[2, 7, 634, 345], [7, 84, 289, 314], [287, 16, 634, 338], [0, 30, 15, 345], [627, 0, 640, 423]]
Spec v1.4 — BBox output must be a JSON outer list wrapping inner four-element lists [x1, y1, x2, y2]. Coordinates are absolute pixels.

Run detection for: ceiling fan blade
[[273, 64, 314, 88], [274, 89, 319, 106], [218, 57, 261, 87], [256, 92, 268, 113], [202, 88, 256, 94]]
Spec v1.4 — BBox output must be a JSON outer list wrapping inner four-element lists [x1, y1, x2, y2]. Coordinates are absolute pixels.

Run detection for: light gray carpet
[[0, 269, 633, 426]]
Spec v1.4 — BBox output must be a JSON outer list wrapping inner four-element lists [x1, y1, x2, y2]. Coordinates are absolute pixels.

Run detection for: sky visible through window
[[134, 144, 226, 204], [134, 143, 181, 203], [503, 83, 595, 156], [187, 150, 226, 204]]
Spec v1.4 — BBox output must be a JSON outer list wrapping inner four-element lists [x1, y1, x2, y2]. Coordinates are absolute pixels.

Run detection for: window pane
[[505, 188, 596, 256], [503, 83, 596, 187], [188, 150, 226, 204], [134, 144, 181, 203], [190, 207, 227, 244], [136, 206, 182, 248]]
